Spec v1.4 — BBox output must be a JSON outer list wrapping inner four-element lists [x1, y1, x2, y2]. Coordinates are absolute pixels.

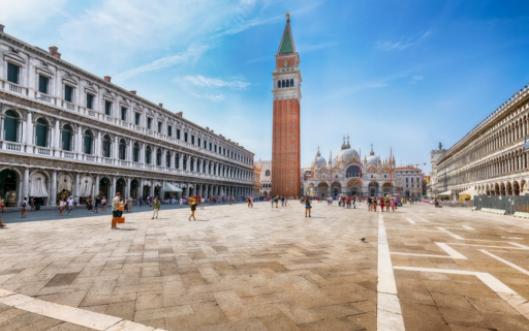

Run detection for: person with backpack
[[304, 196, 312, 218]]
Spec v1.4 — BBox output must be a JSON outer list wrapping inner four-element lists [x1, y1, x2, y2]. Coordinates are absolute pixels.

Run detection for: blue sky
[[2, 0, 529, 173]]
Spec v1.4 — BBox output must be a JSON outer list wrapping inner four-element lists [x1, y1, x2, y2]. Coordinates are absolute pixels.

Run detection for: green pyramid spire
[[278, 13, 295, 54]]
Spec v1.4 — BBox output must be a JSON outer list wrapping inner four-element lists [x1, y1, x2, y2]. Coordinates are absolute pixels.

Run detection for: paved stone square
[[0, 202, 529, 330]]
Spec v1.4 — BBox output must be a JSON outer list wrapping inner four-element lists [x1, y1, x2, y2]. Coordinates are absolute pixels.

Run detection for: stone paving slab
[[1, 202, 529, 330], [0, 201, 377, 330]]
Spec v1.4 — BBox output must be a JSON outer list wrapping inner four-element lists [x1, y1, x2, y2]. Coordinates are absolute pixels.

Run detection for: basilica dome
[[336, 148, 361, 166], [312, 148, 327, 170]]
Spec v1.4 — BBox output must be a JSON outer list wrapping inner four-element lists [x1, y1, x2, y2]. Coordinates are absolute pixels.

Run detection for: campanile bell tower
[[272, 13, 301, 198]]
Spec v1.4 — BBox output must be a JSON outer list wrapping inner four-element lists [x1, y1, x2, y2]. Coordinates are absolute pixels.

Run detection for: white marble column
[[111, 177, 117, 199], [50, 170, 57, 206], [25, 112, 33, 146], [125, 178, 131, 199], [22, 168, 30, 203]]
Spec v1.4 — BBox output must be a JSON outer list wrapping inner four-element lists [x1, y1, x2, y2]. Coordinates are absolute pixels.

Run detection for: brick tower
[[272, 13, 301, 198]]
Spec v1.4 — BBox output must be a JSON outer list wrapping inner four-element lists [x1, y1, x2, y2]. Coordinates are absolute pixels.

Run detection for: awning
[[438, 190, 452, 196], [163, 182, 182, 192], [460, 187, 477, 197]]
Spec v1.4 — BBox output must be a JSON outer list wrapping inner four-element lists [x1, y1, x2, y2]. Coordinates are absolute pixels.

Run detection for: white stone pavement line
[[405, 217, 416, 225], [447, 242, 529, 250], [391, 242, 467, 260], [437, 227, 464, 240], [0, 288, 167, 331], [479, 249, 529, 277], [393, 266, 529, 321], [462, 225, 475, 231], [377, 213, 406, 331]]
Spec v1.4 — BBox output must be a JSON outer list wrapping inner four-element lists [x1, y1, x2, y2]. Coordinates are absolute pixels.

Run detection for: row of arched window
[[277, 79, 295, 89], [2, 111, 252, 179]]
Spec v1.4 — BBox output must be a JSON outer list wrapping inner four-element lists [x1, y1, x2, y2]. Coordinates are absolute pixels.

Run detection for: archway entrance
[[331, 182, 341, 198], [382, 182, 393, 196], [0, 169, 18, 207], [99, 177, 111, 198], [154, 185, 161, 198], [130, 179, 139, 199], [116, 178, 126, 196], [368, 181, 379, 197], [347, 179, 362, 196], [317, 182, 329, 199], [142, 185, 151, 200]]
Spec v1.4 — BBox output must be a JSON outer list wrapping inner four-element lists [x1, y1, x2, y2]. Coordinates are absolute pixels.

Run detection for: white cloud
[[0, 0, 67, 28], [182, 75, 250, 90], [376, 30, 432, 52], [115, 44, 209, 81]]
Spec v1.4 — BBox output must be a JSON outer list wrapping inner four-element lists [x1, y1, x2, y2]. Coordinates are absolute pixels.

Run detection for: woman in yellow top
[[188, 195, 197, 221]]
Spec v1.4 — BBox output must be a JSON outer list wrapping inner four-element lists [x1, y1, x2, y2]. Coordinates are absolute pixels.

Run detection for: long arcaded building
[[432, 82, 529, 199], [0, 25, 254, 208]]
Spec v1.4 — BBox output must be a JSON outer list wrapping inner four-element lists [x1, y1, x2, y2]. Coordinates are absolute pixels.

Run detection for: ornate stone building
[[303, 138, 396, 198], [394, 166, 424, 199], [432, 82, 529, 199], [255, 160, 272, 197], [272, 13, 301, 198], [0, 26, 254, 207]]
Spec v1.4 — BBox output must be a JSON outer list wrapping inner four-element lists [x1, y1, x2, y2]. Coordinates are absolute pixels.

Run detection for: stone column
[[25, 112, 33, 146], [179, 153, 184, 170], [95, 131, 102, 158], [95, 175, 100, 198], [76, 125, 82, 155], [74, 173, 80, 201], [125, 178, 131, 199], [111, 177, 117, 199], [22, 168, 30, 203], [53, 119, 60, 150], [140, 144, 146, 164], [50, 170, 57, 206]]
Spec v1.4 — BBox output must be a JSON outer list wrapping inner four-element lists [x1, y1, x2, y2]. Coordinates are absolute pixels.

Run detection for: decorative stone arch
[[116, 177, 126, 196], [368, 181, 379, 197], [0, 167, 21, 207], [57, 173, 73, 201], [494, 183, 500, 196], [29, 170, 50, 205], [317, 182, 329, 199], [513, 181, 520, 196], [506, 182, 513, 196], [521, 179, 527, 194], [330, 182, 341, 198]]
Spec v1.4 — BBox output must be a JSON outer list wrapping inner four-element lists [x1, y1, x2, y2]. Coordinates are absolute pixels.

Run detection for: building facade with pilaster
[[432, 82, 529, 199], [0, 25, 254, 208]]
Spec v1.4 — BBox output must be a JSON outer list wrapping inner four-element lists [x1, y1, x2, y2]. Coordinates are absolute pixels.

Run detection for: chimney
[[130, 90, 137, 95], [48, 46, 61, 59], [158, 102, 163, 108], [0, 24, 4, 33], [103, 75, 112, 83]]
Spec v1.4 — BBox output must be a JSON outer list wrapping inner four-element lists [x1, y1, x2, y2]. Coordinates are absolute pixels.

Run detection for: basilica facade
[[303, 138, 396, 198], [0, 26, 254, 208]]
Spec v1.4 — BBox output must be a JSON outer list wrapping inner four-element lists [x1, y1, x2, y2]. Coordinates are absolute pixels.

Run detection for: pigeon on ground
[[360, 237, 367, 243]]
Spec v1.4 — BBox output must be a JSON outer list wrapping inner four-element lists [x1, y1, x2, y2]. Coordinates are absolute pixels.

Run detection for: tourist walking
[[152, 196, 160, 219], [188, 195, 197, 221], [305, 196, 312, 217], [247, 196, 253, 208], [67, 196, 74, 214], [20, 197, 28, 218], [58, 199, 66, 216], [111, 192, 122, 229], [0, 197, 5, 214], [367, 197, 372, 212]]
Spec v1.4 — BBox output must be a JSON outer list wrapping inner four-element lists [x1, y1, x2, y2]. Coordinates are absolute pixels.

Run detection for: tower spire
[[278, 13, 296, 54]]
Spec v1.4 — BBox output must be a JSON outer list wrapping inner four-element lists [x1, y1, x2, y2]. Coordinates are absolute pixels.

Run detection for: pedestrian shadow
[[195, 219, 210, 222], [115, 228, 136, 231]]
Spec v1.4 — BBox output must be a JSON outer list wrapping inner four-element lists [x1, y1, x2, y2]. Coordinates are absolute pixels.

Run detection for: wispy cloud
[[115, 44, 209, 81], [298, 41, 339, 53], [0, 0, 67, 27], [181, 75, 250, 90], [376, 30, 432, 51]]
